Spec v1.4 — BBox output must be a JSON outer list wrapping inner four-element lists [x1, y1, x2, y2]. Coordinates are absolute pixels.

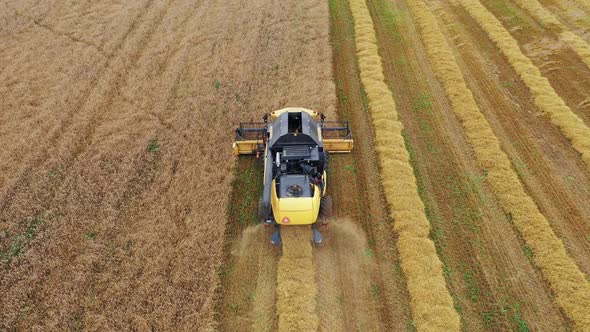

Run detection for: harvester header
[[233, 108, 353, 156]]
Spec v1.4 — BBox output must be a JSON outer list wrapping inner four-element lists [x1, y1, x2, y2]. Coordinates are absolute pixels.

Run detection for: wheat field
[[1, 0, 589, 331]]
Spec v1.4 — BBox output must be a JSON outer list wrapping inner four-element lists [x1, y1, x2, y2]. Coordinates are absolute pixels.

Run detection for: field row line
[[349, 0, 461, 330], [410, 0, 590, 328], [459, 0, 590, 171], [509, 0, 590, 71]]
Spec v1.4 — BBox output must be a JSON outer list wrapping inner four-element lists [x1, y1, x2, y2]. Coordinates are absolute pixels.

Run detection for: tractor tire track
[[0, 1, 212, 328], [50, 0, 177, 175], [49, 0, 205, 211], [0, 0, 155, 216], [3, 2, 107, 57], [1, 0, 204, 232], [70, 0, 209, 243], [9, 0, 209, 324], [312, 218, 383, 331]]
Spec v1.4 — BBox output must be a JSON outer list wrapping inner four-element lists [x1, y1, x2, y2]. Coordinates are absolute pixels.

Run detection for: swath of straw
[[510, 0, 590, 71], [457, 0, 590, 173], [349, 0, 461, 330], [553, 0, 590, 31], [410, 0, 590, 329], [276, 227, 318, 332]]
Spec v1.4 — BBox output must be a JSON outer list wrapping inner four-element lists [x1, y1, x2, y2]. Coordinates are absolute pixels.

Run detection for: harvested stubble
[[408, 0, 590, 329], [348, 0, 460, 330], [560, 31, 590, 68], [457, 0, 590, 171], [276, 226, 318, 332], [510, 0, 590, 70]]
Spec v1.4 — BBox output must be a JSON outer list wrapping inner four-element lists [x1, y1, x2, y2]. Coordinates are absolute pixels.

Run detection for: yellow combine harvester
[[233, 107, 353, 244]]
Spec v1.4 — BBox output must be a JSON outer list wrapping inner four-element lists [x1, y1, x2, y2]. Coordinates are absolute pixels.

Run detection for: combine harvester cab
[[233, 107, 353, 245]]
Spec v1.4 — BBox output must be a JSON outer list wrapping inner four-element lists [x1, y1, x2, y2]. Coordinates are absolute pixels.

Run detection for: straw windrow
[[457, 0, 590, 172], [276, 227, 318, 332], [409, 0, 590, 329], [510, 0, 590, 70], [349, 0, 461, 330]]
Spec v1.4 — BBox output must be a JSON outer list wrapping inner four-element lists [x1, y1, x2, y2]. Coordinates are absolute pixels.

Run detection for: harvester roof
[[268, 110, 322, 149]]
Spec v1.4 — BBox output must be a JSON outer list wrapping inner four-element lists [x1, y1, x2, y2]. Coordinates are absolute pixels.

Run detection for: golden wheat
[[571, 0, 590, 14], [411, 0, 590, 328], [348, 0, 461, 330], [0, 0, 336, 329]]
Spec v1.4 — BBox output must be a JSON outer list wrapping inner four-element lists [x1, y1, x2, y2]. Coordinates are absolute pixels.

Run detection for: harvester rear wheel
[[320, 195, 333, 222], [258, 198, 266, 223]]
